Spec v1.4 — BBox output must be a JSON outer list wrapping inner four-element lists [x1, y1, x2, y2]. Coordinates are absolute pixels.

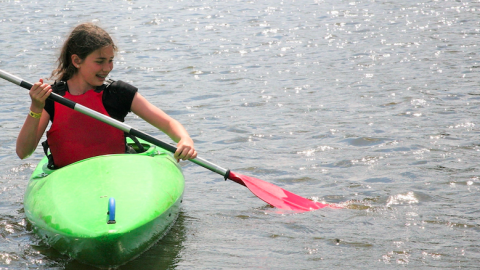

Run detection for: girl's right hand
[[29, 78, 52, 111]]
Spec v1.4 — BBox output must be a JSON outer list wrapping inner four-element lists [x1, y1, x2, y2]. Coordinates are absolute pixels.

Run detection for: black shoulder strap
[[94, 79, 115, 93], [52, 80, 115, 94], [51, 81, 68, 96]]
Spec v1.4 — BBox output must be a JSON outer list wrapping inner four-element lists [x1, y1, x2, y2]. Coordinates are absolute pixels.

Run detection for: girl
[[16, 23, 197, 167]]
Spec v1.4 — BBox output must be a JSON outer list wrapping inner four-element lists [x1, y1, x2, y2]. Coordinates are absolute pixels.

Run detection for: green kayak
[[24, 139, 184, 267]]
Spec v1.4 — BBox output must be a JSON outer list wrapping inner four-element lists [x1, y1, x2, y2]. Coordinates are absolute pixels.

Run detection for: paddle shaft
[[0, 69, 230, 178]]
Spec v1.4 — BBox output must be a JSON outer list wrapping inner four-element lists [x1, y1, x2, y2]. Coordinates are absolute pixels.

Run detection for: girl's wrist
[[28, 110, 42, 119], [29, 104, 44, 114]]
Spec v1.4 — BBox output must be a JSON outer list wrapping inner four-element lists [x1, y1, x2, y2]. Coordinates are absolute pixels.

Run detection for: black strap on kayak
[[125, 133, 146, 153], [41, 141, 58, 170]]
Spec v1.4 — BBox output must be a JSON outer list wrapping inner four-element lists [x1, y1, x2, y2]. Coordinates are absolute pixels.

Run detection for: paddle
[[0, 69, 339, 212]]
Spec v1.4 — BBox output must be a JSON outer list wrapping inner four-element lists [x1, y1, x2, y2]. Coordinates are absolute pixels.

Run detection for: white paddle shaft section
[[0, 69, 23, 85], [190, 157, 229, 175]]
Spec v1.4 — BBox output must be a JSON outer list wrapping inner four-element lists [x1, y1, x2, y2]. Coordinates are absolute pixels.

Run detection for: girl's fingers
[[185, 148, 197, 159], [174, 149, 186, 160], [29, 79, 51, 108], [33, 84, 51, 98], [40, 85, 52, 98], [174, 146, 197, 161]]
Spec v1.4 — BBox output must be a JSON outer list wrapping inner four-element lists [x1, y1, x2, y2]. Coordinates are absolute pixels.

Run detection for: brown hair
[[51, 23, 117, 82]]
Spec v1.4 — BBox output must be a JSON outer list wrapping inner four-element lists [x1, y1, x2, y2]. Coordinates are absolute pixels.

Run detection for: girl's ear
[[71, 54, 82, 68]]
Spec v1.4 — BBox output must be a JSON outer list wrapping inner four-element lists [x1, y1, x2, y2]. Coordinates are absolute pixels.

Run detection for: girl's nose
[[104, 63, 113, 71]]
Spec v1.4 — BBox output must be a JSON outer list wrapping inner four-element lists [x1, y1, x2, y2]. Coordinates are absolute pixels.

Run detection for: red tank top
[[46, 90, 125, 168]]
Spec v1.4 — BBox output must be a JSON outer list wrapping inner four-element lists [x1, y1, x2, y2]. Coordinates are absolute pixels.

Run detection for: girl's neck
[[67, 75, 94, 95]]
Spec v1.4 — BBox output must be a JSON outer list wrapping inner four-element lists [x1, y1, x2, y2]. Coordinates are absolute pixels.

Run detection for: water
[[1, 0, 479, 268]]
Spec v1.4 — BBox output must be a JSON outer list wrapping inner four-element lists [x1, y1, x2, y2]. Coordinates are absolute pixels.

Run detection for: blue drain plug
[[107, 197, 116, 224]]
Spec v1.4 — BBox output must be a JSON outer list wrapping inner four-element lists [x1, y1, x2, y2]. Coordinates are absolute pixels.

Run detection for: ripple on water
[[342, 137, 390, 147]]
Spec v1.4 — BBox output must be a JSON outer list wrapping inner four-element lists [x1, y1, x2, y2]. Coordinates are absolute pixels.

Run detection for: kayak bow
[[24, 139, 184, 267]]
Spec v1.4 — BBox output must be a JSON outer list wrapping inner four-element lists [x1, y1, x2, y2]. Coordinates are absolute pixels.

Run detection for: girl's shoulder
[[104, 80, 138, 95], [102, 80, 138, 121]]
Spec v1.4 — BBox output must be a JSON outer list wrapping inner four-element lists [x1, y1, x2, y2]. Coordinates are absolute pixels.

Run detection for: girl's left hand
[[174, 138, 197, 161]]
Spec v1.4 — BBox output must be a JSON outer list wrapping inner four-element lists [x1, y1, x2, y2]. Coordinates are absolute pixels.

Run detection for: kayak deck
[[24, 139, 184, 267]]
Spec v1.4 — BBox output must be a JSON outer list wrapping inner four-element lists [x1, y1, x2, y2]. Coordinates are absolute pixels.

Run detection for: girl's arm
[[16, 79, 52, 159], [130, 92, 197, 161]]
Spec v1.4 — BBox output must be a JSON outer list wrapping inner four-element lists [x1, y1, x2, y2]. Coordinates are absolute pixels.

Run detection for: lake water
[[1, 0, 480, 269]]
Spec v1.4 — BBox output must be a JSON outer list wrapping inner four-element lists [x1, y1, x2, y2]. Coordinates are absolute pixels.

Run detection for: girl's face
[[72, 45, 114, 89]]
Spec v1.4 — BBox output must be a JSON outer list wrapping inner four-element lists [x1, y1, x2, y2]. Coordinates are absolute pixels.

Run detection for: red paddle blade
[[227, 171, 341, 212]]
